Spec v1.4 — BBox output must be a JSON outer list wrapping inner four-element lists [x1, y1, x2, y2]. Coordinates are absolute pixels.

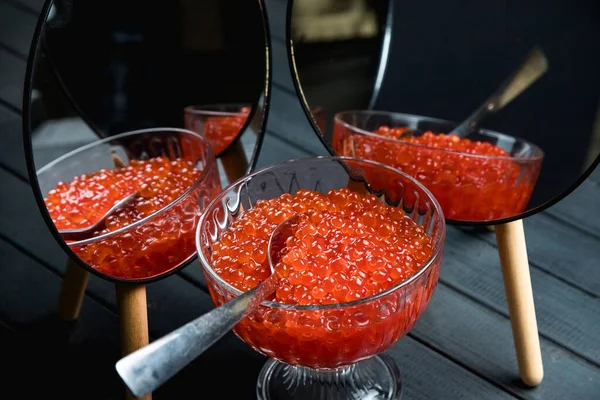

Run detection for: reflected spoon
[[57, 191, 139, 242], [114, 214, 301, 398], [402, 47, 549, 139]]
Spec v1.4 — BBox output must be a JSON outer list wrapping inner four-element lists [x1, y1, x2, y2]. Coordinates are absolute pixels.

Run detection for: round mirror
[[289, 0, 600, 225], [23, 0, 269, 283]]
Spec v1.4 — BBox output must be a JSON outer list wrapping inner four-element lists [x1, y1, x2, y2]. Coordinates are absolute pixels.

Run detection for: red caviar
[[207, 188, 440, 368], [203, 106, 250, 155], [333, 125, 542, 221], [45, 157, 219, 279]]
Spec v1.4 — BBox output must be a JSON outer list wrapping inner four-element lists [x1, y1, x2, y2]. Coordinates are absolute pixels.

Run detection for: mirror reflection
[[290, 0, 600, 224], [25, 0, 268, 282]]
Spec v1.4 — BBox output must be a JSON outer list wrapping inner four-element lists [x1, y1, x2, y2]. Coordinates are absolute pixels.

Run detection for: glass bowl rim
[[36, 127, 218, 247], [196, 155, 446, 311], [184, 103, 251, 117], [334, 110, 545, 162]]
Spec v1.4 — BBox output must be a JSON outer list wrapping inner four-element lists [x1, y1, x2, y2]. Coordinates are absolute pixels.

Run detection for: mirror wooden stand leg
[[58, 258, 90, 321], [116, 283, 151, 400], [58, 263, 151, 398], [495, 219, 544, 387]]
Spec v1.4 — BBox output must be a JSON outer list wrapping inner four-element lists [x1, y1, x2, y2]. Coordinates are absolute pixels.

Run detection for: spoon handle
[[115, 276, 277, 398], [452, 47, 548, 138], [58, 191, 140, 242]]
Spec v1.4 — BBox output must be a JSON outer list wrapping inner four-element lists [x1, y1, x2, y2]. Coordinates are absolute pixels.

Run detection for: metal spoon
[[57, 191, 139, 241], [114, 214, 301, 398], [401, 47, 549, 139]]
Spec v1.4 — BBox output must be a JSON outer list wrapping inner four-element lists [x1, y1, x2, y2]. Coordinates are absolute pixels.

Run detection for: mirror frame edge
[[284, 0, 336, 157], [247, 0, 274, 173], [367, 0, 394, 110]]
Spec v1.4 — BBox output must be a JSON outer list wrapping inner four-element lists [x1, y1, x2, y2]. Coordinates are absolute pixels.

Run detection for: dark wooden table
[[1, 0, 599, 399]]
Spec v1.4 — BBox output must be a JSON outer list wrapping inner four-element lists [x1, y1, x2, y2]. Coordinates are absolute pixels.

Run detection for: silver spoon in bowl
[[57, 191, 140, 242], [401, 47, 549, 139], [114, 214, 301, 398]]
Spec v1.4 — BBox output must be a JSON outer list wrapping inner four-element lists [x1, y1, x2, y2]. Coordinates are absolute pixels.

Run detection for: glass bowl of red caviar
[[36, 127, 222, 282], [332, 110, 544, 223], [196, 156, 445, 399], [184, 103, 252, 156]]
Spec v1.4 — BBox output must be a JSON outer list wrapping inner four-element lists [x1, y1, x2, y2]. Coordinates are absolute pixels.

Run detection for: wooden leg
[[116, 283, 151, 400], [58, 258, 90, 321], [495, 219, 544, 387], [220, 140, 249, 185]]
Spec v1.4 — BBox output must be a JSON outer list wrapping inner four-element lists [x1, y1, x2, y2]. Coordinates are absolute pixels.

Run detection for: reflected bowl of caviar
[[333, 110, 544, 223], [37, 128, 222, 282], [184, 103, 251, 156], [184, 103, 327, 156], [196, 156, 445, 399]]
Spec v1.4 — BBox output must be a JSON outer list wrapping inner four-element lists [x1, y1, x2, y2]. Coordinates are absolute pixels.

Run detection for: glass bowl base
[[256, 354, 403, 400]]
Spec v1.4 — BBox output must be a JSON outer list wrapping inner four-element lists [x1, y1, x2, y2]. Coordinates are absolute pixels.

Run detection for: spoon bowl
[[58, 191, 140, 242]]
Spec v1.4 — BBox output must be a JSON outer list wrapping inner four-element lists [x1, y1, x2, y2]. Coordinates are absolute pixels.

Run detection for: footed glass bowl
[[333, 110, 544, 223], [36, 127, 221, 282], [196, 156, 445, 399]]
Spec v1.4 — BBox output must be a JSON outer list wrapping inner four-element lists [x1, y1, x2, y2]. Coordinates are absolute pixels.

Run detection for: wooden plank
[[264, 24, 330, 155], [0, 238, 125, 399], [265, 0, 287, 42], [267, 29, 328, 157], [0, 2, 37, 57], [590, 164, 600, 183], [254, 124, 313, 169], [545, 176, 600, 238], [443, 226, 600, 366], [6, 0, 45, 14], [0, 108, 29, 180], [414, 285, 600, 400], [0, 102, 20, 123], [0, 49, 26, 110], [389, 336, 513, 400], [266, 85, 328, 156], [471, 215, 600, 297]]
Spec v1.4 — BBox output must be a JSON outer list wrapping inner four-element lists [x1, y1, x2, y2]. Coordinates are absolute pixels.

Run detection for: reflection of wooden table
[[1, 1, 600, 399]]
